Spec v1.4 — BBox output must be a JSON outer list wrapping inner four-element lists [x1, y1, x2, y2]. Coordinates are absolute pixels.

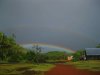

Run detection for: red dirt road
[[44, 64, 100, 75]]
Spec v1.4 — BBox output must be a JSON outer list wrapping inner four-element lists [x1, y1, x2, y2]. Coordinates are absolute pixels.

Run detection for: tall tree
[[0, 32, 26, 63], [32, 43, 42, 64]]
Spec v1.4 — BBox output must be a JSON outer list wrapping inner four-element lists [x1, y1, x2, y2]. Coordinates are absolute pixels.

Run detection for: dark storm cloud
[[0, 0, 100, 50]]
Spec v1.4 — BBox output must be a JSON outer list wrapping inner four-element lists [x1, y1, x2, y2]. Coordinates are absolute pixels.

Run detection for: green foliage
[[96, 44, 100, 48], [0, 32, 27, 63], [0, 32, 70, 64], [0, 63, 55, 74], [67, 60, 100, 71], [25, 50, 35, 63], [73, 50, 85, 61], [45, 51, 67, 62], [29, 44, 48, 63]]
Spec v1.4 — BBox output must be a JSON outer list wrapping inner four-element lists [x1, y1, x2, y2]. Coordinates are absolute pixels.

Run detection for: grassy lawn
[[0, 63, 55, 75], [67, 60, 100, 71]]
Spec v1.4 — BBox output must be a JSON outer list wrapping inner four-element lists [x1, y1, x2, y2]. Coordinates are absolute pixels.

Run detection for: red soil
[[44, 64, 100, 75]]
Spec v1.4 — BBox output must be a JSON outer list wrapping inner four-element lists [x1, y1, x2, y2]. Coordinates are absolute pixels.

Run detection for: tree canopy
[[0, 32, 48, 63]]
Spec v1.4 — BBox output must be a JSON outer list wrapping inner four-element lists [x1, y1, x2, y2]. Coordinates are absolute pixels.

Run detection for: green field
[[67, 60, 100, 71], [0, 63, 55, 75]]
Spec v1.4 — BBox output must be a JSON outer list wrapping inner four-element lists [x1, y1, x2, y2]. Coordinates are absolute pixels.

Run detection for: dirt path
[[44, 64, 100, 75]]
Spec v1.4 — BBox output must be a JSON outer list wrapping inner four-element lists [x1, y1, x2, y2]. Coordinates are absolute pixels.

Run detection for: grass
[[31, 64, 55, 71], [46, 60, 67, 63], [67, 60, 100, 71], [0, 63, 55, 75]]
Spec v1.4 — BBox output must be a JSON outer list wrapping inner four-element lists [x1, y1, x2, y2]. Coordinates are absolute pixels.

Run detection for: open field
[[0, 63, 55, 75], [67, 60, 100, 71]]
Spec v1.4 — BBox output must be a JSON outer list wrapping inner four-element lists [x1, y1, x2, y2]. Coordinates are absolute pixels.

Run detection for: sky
[[0, 0, 100, 50]]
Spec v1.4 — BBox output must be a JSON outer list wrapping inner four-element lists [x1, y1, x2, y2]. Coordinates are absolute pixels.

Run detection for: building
[[85, 48, 100, 60]]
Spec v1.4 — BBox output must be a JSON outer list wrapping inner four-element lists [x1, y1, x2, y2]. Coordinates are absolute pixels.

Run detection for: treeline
[[45, 51, 67, 63], [0, 32, 26, 63], [0, 32, 44, 63], [46, 51, 67, 60], [0, 32, 67, 63], [0, 32, 48, 63]]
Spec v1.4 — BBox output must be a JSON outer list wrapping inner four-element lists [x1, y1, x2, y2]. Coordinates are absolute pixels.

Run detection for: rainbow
[[21, 43, 75, 53]]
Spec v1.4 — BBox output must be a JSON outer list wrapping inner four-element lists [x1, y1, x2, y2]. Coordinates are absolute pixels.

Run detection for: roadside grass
[[46, 60, 67, 63], [67, 60, 100, 71], [0, 63, 55, 75], [31, 64, 55, 71]]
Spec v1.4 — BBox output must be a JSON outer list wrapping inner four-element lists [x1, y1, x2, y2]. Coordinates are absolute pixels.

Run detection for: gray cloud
[[0, 0, 100, 50]]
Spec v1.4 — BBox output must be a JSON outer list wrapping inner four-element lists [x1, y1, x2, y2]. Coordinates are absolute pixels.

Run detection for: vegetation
[[1, 31, 100, 74], [0, 32, 48, 63], [96, 44, 100, 48], [72, 50, 85, 61], [0, 32, 27, 63], [67, 60, 100, 71], [0, 63, 55, 75], [72, 44, 100, 61], [45, 51, 67, 63], [0, 32, 56, 74]]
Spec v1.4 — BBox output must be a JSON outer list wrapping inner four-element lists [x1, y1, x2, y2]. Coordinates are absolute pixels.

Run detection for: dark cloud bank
[[0, 0, 100, 50]]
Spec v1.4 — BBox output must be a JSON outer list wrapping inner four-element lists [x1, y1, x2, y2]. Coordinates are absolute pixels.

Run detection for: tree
[[32, 43, 42, 64], [0, 32, 9, 61], [0, 32, 27, 63], [73, 50, 85, 61], [45, 51, 67, 63], [25, 50, 35, 63], [0, 32, 49, 63]]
